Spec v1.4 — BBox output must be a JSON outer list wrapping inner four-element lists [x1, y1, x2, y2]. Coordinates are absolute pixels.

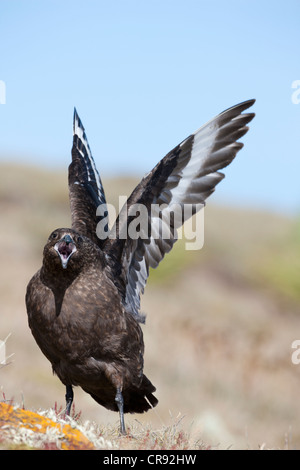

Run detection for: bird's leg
[[115, 388, 126, 435], [65, 385, 74, 416]]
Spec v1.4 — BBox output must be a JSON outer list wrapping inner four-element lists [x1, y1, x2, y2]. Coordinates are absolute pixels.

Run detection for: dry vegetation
[[0, 400, 206, 450], [0, 162, 300, 449]]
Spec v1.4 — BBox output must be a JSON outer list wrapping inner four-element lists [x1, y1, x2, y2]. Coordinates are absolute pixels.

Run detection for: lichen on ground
[[0, 401, 115, 450]]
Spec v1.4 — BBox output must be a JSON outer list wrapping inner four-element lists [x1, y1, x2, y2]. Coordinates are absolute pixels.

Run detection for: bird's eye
[[50, 232, 58, 240], [76, 235, 83, 244]]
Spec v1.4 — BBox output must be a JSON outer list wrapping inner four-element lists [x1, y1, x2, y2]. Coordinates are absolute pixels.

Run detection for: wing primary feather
[[69, 108, 108, 245]]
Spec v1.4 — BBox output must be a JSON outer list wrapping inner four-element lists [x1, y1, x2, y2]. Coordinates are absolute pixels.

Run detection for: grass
[[0, 398, 207, 450], [257, 217, 300, 303]]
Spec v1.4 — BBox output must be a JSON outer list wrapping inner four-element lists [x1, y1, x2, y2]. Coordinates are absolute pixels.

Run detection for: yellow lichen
[[0, 402, 95, 450]]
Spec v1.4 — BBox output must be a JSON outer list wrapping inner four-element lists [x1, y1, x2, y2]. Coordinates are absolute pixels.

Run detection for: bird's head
[[43, 228, 84, 271]]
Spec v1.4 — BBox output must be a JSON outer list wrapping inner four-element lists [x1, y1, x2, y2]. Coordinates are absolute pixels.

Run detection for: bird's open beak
[[54, 234, 77, 269]]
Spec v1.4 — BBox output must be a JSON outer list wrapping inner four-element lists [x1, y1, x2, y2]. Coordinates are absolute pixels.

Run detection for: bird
[[26, 99, 255, 434]]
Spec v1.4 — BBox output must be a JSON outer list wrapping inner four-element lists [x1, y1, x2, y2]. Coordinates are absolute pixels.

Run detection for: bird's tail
[[85, 374, 158, 414], [123, 374, 158, 413]]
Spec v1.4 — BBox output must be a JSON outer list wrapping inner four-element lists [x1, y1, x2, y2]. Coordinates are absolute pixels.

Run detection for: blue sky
[[0, 0, 299, 214]]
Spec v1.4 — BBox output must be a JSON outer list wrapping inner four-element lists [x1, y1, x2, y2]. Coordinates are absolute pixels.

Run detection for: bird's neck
[[40, 261, 78, 292]]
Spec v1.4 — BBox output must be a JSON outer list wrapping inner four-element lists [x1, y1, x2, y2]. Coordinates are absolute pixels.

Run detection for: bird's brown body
[[26, 229, 157, 414]]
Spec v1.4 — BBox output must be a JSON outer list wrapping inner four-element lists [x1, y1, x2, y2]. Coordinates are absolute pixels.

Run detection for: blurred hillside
[[0, 162, 300, 449]]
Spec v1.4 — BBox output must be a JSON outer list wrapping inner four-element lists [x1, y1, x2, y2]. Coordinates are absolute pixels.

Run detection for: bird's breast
[[26, 271, 142, 363]]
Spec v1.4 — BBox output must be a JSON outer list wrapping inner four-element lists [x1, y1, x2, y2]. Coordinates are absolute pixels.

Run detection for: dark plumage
[[26, 100, 255, 433]]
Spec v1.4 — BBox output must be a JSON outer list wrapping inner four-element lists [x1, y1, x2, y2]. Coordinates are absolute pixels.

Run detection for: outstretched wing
[[103, 99, 255, 322], [68, 108, 108, 246]]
